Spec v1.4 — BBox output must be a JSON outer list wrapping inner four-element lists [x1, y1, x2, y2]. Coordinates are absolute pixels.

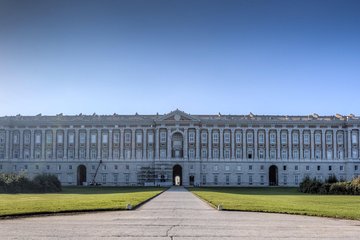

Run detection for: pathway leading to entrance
[[1, 187, 359, 239]]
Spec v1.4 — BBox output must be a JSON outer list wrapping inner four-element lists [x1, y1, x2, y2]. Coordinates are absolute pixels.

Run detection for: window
[[202, 175, 206, 185], [249, 175, 253, 185], [91, 133, 97, 144], [213, 165, 218, 171], [24, 149, 30, 159], [235, 132, 241, 144], [68, 133, 74, 144], [338, 150, 344, 159], [260, 165, 264, 171], [102, 133, 108, 144], [125, 174, 129, 184], [283, 175, 287, 185], [147, 149, 153, 159], [315, 133, 321, 145], [327, 150, 333, 159], [224, 149, 230, 159], [355, 165, 358, 171], [292, 133, 299, 144], [201, 132, 207, 143], [283, 165, 287, 171], [352, 132, 358, 144], [326, 133, 332, 144], [58, 165, 62, 170], [113, 173, 118, 183], [57, 133, 63, 144], [126, 149, 132, 159], [102, 174, 107, 184], [103, 149, 109, 159], [281, 149, 287, 159], [237, 165, 242, 171], [0, 132, 5, 143], [294, 175, 299, 185], [246, 132, 253, 144], [213, 149, 219, 158], [113, 149, 120, 159], [304, 133, 310, 145], [235, 148, 241, 158], [317, 165, 321, 171], [24, 133, 30, 144], [270, 149, 276, 159], [214, 175, 218, 185], [201, 148, 207, 158], [189, 132, 195, 143], [69, 165, 72, 170], [257, 132, 264, 144], [295, 165, 299, 171], [57, 149, 63, 158], [293, 149, 299, 159], [188, 149, 195, 159], [352, 149, 358, 158], [80, 132, 86, 144], [113, 132, 120, 144], [306, 165, 310, 171], [304, 149, 310, 159], [225, 175, 230, 185], [247, 150, 253, 159], [125, 164, 130, 170], [258, 149, 264, 159], [68, 149, 74, 159], [46, 133, 52, 144], [213, 132, 219, 144], [46, 149, 52, 159], [281, 133, 287, 144], [270, 132, 276, 144], [160, 132, 166, 143], [225, 165, 230, 171], [315, 149, 321, 159], [224, 132, 230, 144], [249, 165, 253, 170], [329, 165, 332, 171], [337, 133, 343, 144], [13, 133, 19, 144], [79, 149, 85, 158], [136, 133, 142, 144], [35, 149, 41, 159], [237, 175, 241, 185], [91, 149, 97, 159]]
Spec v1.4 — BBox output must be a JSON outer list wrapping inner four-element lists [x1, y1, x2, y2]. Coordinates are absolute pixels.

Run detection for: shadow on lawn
[[190, 187, 302, 195], [61, 186, 166, 194]]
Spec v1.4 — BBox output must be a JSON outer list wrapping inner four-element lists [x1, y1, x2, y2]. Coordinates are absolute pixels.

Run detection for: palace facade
[[0, 109, 359, 187]]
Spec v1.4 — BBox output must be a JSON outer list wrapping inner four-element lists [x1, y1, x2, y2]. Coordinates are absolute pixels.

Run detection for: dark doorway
[[173, 164, 182, 186], [269, 165, 278, 186], [77, 165, 87, 185], [189, 175, 195, 186]]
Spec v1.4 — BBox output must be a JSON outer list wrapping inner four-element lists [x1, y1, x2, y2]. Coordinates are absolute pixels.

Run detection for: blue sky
[[0, 0, 359, 116]]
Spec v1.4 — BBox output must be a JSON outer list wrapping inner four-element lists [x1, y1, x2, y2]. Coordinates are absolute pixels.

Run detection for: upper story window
[[188, 132, 195, 143], [136, 133, 142, 144], [270, 132, 276, 144], [303, 133, 310, 145], [113, 132, 120, 144], [0, 132, 5, 143], [68, 133, 74, 144], [102, 133, 108, 144], [292, 133, 299, 144], [125, 132, 131, 143], [57, 133, 63, 144], [258, 132, 264, 144], [213, 132, 219, 144], [147, 132, 153, 144], [24, 133, 30, 145], [160, 132, 166, 143], [337, 133, 343, 144], [79, 132, 86, 144], [235, 132, 241, 144], [91, 133, 97, 144], [246, 132, 253, 144], [13, 133, 19, 144], [315, 133, 321, 145], [293, 149, 299, 159], [46, 132, 52, 144], [224, 132, 230, 144], [201, 132, 207, 143], [35, 134, 41, 144], [326, 133, 332, 145], [352, 132, 358, 144], [270, 149, 276, 159], [281, 133, 287, 145]]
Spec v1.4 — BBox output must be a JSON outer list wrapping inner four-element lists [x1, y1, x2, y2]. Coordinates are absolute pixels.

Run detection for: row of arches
[[75, 164, 279, 186]]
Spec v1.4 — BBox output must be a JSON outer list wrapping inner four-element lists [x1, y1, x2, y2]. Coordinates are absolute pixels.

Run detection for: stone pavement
[[0, 186, 359, 239]]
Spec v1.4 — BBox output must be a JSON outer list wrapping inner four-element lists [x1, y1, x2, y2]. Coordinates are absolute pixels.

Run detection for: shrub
[[319, 183, 331, 194], [325, 174, 338, 184], [32, 174, 62, 193], [299, 177, 323, 194], [329, 182, 351, 195]]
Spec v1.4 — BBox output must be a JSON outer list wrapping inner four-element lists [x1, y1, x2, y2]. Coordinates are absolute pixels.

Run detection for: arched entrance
[[77, 165, 87, 186], [173, 164, 182, 186], [269, 165, 278, 186], [172, 132, 183, 158]]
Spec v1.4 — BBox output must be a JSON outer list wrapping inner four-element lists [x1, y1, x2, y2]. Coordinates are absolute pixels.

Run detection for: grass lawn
[[0, 187, 164, 217], [190, 187, 360, 220]]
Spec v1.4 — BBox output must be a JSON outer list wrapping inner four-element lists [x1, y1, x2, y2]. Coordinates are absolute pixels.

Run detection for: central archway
[[77, 165, 87, 186], [269, 165, 278, 186], [173, 164, 182, 186]]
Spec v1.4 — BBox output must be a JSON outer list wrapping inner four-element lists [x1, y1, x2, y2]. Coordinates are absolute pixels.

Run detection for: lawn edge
[[189, 189, 360, 221], [0, 188, 168, 220]]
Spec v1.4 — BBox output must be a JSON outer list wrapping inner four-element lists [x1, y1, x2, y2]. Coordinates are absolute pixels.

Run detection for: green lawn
[[0, 187, 164, 217], [190, 187, 360, 220]]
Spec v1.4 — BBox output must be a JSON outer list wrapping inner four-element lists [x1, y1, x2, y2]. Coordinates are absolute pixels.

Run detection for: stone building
[[0, 109, 359, 186]]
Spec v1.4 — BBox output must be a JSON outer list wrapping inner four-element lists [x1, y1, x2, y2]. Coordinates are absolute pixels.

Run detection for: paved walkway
[[0, 187, 359, 239]]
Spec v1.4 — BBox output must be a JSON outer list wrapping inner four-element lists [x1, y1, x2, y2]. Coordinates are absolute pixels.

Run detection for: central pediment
[[156, 109, 200, 122]]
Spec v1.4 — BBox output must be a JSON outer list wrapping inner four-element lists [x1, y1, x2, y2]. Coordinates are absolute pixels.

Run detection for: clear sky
[[0, 0, 359, 116]]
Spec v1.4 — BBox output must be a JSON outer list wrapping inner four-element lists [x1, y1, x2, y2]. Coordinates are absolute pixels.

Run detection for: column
[[155, 128, 159, 160], [219, 129, 223, 159], [184, 128, 188, 159], [64, 129, 68, 159], [265, 129, 269, 159], [131, 129, 136, 159], [19, 130, 24, 159], [208, 128, 212, 159], [120, 129, 124, 159], [289, 130, 292, 160], [9, 130, 13, 159], [322, 129, 326, 159], [109, 129, 113, 159], [254, 129, 258, 159], [231, 128, 235, 159], [310, 130, 315, 160], [276, 129, 280, 159], [97, 129, 101, 159], [242, 130, 246, 159], [167, 128, 171, 159], [333, 130, 337, 160], [299, 129, 304, 159], [142, 129, 146, 159], [41, 129, 45, 159], [5, 129, 9, 159], [30, 130, 35, 159], [347, 129, 352, 159], [86, 128, 90, 159], [52, 129, 56, 159], [196, 127, 200, 159], [74, 128, 79, 159]]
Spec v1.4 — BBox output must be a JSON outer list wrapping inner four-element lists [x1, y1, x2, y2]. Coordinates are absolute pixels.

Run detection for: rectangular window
[[260, 175, 264, 185], [327, 150, 333, 159], [113, 132, 120, 144], [91, 133, 97, 144], [224, 132, 230, 144], [283, 175, 287, 185], [270, 132, 276, 144], [201, 132, 207, 143], [246, 132, 253, 144], [306, 165, 310, 171], [46, 133, 52, 144], [214, 175, 218, 185], [79, 133, 86, 144], [237, 175, 241, 185], [337, 134, 343, 144], [224, 149, 230, 159], [102, 133, 108, 144], [315, 133, 321, 145], [136, 133, 142, 144], [304, 133, 310, 145], [68, 133, 74, 144], [352, 149, 358, 158], [295, 165, 299, 171], [259, 149, 264, 159], [188, 149, 195, 159], [295, 175, 299, 185], [281, 133, 287, 144], [0, 132, 5, 143], [235, 132, 241, 144], [235, 148, 241, 158], [258, 132, 264, 144], [293, 149, 299, 159], [225, 165, 230, 171], [249, 175, 253, 185], [304, 149, 310, 159], [315, 149, 321, 159], [188, 132, 195, 143], [281, 149, 287, 159], [292, 133, 299, 144], [326, 133, 332, 144], [270, 149, 276, 159], [57, 133, 63, 144], [201, 148, 207, 158], [352, 133, 358, 144], [147, 133, 153, 144], [35, 134, 41, 144], [125, 132, 131, 143], [160, 132, 166, 143], [202, 175, 206, 185], [213, 132, 219, 144], [225, 175, 230, 185], [249, 165, 253, 170], [213, 148, 219, 158]]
